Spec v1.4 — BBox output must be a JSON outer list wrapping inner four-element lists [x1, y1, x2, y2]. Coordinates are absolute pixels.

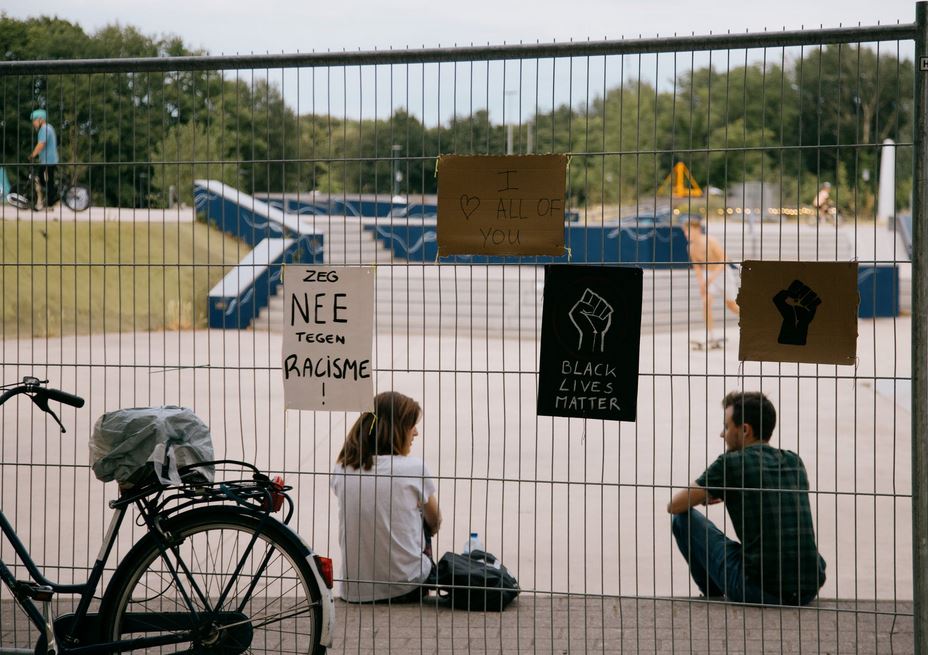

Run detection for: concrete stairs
[[253, 218, 908, 336]]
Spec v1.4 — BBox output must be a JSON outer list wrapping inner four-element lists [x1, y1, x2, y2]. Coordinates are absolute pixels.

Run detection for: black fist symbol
[[773, 279, 822, 346]]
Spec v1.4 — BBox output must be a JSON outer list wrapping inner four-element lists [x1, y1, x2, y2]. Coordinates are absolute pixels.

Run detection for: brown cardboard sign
[[738, 260, 859, 365], [437, 154, 568, 256]]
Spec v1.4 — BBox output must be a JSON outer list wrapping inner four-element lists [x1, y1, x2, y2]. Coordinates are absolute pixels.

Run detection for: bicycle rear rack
[[109, 459, 295, 525]]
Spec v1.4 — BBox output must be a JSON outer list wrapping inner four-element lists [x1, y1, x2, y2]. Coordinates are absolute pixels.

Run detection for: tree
[[150, 120, 239, 206], [795, 44, 915, 194], [0, 17, 201, 207]]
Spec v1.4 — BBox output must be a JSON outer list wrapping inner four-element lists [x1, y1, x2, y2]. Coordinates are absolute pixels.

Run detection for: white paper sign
[[282, 266, 375, 411]]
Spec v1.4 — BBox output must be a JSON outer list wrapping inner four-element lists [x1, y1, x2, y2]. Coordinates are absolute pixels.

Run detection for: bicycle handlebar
[[0, 377, 84, 433], [42, 387, 85, 408]]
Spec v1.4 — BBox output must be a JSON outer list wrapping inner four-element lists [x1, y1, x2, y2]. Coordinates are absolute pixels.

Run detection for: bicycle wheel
[[99, 506, 325, 654], [61, 184, 90, 211], [6, 192, 32, 210]]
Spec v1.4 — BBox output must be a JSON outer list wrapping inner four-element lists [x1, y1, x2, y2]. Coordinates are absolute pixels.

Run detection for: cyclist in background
[[813, 181, 833, 216], [28, 108, 59, 208]]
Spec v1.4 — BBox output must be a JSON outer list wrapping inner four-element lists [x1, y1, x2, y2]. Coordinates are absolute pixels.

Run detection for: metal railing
[[0, 5, 923, 653]]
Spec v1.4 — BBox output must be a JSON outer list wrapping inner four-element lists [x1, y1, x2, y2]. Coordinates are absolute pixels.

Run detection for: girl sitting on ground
[[331, 391, 442, 603]]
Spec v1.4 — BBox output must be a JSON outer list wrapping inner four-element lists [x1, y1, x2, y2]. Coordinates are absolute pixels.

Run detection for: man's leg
[[697, 279, 715, 334], [671, 509, 728, 597], [45, 165, 57, 206], [722, 564, 781, 605], [33, 167, 46, 209]]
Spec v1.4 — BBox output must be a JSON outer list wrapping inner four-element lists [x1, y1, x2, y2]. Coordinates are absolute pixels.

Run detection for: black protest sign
[[537, 265, 643, 422], [437, 154, 567, 256], [738, 260, 858, 365], [282, 266, 375, 411]]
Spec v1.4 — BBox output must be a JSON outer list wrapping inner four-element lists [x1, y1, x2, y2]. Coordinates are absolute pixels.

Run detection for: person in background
[[813, 182, 833, 215], [331, 391, 442, 603], [28, 109, 59, 209], [668, 391, 826, 605], [682, 218, 740, 346]]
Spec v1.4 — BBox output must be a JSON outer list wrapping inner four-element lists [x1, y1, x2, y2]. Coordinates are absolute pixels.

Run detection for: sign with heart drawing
[[436, 154, 568, 256]]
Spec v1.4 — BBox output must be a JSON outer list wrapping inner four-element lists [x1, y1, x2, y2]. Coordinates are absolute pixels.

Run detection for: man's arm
[[667, 484, 720, 514], [29, 141, 45, 161]]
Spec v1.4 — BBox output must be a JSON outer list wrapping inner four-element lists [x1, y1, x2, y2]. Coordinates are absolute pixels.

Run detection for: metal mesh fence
[[0, 14, 922, 655]]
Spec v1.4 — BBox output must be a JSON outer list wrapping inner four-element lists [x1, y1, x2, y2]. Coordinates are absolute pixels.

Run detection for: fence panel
[[0, 13, 922, 655]]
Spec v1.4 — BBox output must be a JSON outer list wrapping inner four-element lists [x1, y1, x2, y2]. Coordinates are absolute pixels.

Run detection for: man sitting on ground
[[667, 391, 826, 605]]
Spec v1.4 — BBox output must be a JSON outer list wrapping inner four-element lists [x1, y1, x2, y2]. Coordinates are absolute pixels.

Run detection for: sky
[[2, 0, 917, 56], [2, 0, 918, 123]]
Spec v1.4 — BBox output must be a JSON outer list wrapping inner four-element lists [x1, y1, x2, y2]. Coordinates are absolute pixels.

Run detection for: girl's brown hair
[[336, 391, 421, 470]]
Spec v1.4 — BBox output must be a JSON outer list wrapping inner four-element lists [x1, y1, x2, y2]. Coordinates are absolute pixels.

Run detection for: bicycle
[[0, 376, 335, 654], [805, 202, 843, 227], [4, 166, 90, 212]]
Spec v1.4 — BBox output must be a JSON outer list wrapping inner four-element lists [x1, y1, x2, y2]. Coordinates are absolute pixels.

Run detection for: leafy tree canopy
[[0, 16, 913, 214]]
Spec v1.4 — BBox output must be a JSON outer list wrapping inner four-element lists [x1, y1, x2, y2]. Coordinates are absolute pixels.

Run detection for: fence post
[[913, 2, 928, 653]]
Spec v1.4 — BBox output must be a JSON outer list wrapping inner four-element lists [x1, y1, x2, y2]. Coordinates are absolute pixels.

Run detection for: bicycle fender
[[285, 528, 336, 648]]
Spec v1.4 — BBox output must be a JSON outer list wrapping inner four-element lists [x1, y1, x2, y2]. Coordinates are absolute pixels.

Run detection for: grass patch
[[1, 220, 249, 338]]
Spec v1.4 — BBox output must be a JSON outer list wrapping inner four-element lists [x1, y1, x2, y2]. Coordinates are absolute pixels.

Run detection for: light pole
[[391, 144, 403, 199], [505, 90, 518, 155]]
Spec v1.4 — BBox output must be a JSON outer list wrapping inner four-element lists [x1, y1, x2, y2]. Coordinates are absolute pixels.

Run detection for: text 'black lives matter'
[[537, 264, 642, 422]]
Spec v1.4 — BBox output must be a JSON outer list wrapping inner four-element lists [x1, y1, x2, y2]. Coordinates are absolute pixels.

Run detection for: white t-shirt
[[330, 455, 437, 602]]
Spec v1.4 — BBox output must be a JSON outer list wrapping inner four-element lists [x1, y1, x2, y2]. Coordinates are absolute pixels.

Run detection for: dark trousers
[[36, 165, 57, 207], [671, 509, 821, 605]]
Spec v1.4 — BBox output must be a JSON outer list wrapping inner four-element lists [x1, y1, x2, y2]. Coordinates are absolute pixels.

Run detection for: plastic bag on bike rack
[[90, 406, 215, 487]]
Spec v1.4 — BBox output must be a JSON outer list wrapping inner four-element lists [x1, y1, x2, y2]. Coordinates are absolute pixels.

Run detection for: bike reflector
[[315, 555, 334, 589], [263, 475, 286, 513]]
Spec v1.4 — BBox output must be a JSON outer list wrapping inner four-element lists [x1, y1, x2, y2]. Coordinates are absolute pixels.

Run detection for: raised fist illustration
[[773, 279, 822, 346], [569, 289, 614, 352]]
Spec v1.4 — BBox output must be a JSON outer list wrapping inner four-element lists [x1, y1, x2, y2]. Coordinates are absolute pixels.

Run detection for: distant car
[[617, 211, 673, 228], [616, 211, 699, 228], [388, 203, 438, 219]]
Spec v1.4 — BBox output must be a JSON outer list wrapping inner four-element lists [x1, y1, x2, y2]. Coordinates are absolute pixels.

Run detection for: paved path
[[0, 205, 195, 222], [0, 596, 913, 653], [0, 315, 914, 652], [328, 596, 913, 654], [0, 317, 912, 599]]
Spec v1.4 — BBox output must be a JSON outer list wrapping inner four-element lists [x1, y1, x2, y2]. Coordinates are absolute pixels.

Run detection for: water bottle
[[462, 532, 483, 555]]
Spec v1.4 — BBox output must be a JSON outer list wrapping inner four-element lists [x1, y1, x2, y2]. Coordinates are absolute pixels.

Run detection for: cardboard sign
[[537, 265, 642, 422], [738, 260, 859, 365], [437, 154, 568, 256], [282, 266, 375, 411]]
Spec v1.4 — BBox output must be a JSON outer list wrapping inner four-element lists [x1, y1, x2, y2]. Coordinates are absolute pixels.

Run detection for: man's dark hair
[[723, 391, 776, 440]]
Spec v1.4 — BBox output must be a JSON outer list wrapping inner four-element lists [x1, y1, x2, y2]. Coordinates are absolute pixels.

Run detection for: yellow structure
[[657, 162, 703, 198]]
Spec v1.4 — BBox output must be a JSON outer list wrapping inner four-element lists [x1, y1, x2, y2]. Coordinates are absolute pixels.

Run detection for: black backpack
[[435, 550, 520, 611]]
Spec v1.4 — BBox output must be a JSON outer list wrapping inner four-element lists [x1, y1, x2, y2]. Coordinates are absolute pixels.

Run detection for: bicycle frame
[[0, 504, 128, 654], [1, 499, 280, 655], [0, 381, 334, 654], [1, 481, 321, 654]]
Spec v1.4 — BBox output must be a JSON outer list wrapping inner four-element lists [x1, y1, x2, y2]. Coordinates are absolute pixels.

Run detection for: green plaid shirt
[[696, 443, 826, 600]]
